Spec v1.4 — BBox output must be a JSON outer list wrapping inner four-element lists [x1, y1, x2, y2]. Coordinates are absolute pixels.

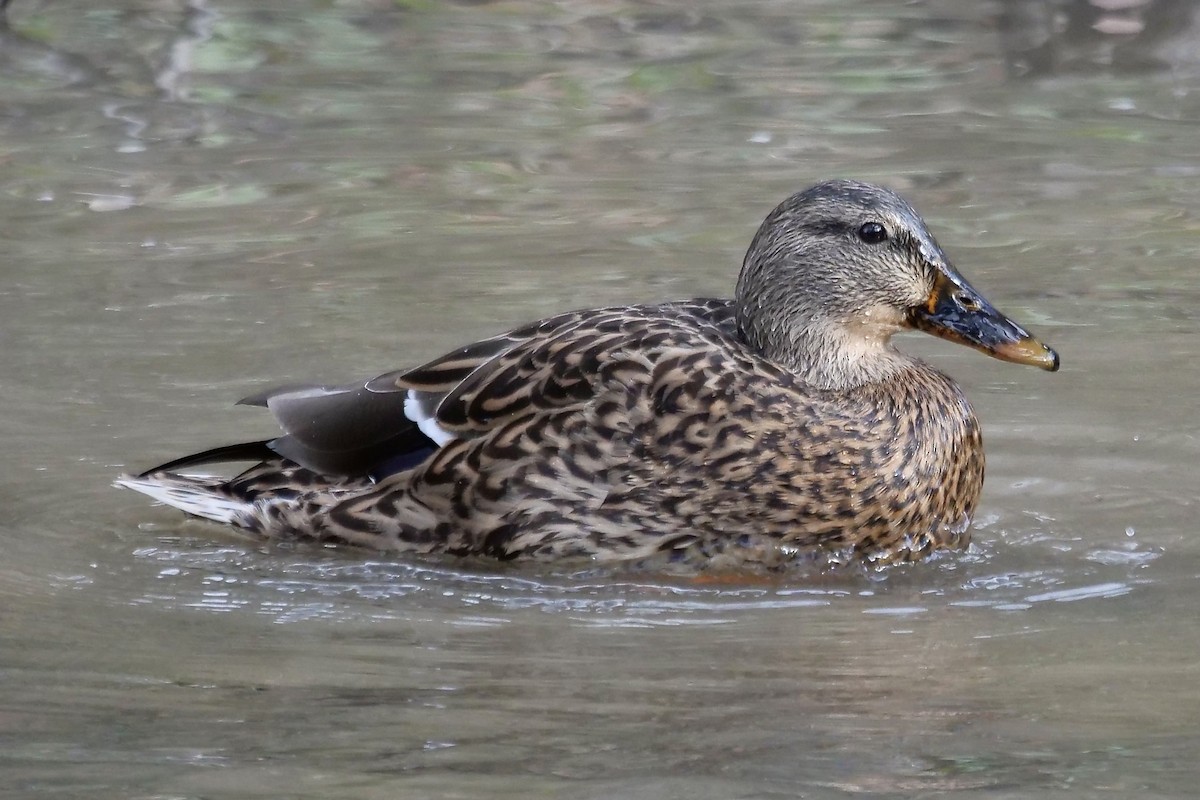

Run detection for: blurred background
[[1, 1, 1198, 797]]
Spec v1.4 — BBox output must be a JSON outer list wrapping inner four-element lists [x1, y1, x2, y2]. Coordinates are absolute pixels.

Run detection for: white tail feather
[[115, 475, 252, 526]]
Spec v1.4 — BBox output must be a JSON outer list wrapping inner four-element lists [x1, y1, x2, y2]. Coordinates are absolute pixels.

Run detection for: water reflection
[[124, 528, 1158, 626], [998, 0, 1200, 77]]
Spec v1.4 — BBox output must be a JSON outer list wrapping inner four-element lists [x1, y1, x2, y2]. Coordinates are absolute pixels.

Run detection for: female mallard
[[119, 180, 1058, 570]]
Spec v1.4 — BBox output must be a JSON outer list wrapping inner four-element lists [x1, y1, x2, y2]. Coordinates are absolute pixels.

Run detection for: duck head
[[735, 179, 1059, 389]]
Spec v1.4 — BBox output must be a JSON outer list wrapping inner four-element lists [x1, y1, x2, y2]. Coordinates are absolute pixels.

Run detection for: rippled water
[[3, 0, 1199, 797]]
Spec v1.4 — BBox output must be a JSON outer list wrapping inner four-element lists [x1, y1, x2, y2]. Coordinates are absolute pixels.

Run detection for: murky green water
[[2, 0, 1198, 796]]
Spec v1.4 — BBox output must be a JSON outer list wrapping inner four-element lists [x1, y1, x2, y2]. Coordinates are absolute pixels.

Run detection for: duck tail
[[114, 473, 259, 528]]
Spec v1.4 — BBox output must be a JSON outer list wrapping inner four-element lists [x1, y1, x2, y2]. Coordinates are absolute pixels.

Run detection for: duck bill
[[909, 270, 1060, 371]]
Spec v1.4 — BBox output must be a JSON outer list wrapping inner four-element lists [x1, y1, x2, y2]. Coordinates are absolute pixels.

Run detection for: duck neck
[[744, 315, 913, 391]]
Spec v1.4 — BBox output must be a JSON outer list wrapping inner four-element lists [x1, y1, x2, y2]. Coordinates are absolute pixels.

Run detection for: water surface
[[2, 1, 1198, 797]]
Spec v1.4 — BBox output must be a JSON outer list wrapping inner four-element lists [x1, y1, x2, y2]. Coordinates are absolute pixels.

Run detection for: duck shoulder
[[371, 297, 738, 438]]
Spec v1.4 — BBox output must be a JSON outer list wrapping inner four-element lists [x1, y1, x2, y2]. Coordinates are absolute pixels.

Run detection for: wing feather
[[138, 299, 738, 480], [385, 299, 736, 435]]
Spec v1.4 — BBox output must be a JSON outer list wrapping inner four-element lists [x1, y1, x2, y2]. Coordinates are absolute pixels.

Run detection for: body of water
[[2, 1, 1198, 796]]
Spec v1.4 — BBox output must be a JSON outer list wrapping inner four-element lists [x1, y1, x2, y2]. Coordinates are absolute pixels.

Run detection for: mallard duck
[[118, 180, 1058, 570]]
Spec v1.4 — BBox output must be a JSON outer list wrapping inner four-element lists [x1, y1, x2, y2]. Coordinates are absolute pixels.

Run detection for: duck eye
[[858, 222, 888, 244]]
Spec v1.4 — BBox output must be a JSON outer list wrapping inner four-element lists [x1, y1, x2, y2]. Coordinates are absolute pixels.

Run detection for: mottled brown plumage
[[118, 180, 1058, 571]]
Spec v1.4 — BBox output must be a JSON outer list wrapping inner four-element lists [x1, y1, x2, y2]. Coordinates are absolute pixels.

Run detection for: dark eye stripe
[[801, 219, 854, 237]]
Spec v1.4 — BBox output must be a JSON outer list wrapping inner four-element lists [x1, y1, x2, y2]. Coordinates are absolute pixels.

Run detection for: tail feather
[[114, 474, 257, 527], [135, 441, 277, 478]]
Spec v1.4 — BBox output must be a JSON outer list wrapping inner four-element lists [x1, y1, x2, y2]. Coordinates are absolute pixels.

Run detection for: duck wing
[[234, 380, 435, 478], [138, 299, 737, 481], [365, 298, 737, 438]]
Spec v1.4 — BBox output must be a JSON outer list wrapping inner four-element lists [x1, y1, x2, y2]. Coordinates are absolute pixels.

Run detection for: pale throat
[[787, 310, 913, 391]]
